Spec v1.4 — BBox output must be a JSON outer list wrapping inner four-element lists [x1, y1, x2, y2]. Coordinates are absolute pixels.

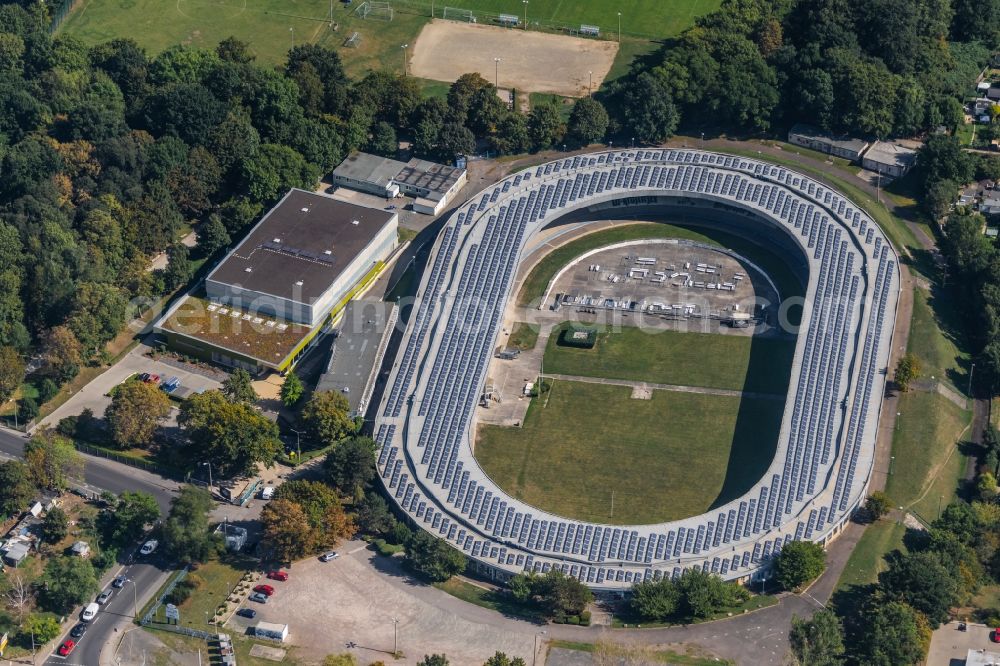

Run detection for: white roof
[[967, 648, 1000, 666]]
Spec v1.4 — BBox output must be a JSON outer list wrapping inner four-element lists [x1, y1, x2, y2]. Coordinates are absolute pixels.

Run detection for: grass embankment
[[518, 221, 805, 308], [544, 323, 795, 394], [432, 578, 544, 621], [834, 520, 907, 592], [549, 638, 735, 665], [476, 380, 783, 524], [506, 322, 539, 350]]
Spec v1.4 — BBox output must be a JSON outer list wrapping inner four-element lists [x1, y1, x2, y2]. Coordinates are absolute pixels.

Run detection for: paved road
[[44, 555, 170, 666], [0, 427, 178, 513]]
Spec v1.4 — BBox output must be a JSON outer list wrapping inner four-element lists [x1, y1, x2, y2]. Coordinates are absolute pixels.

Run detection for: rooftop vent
[[273, 238, 281, 243], [351, 219, 360, 225], [295, 280, 304, 286], [301, 207, 309, 213], [244, 267, 252, 273], [324, 250, 332, 255]]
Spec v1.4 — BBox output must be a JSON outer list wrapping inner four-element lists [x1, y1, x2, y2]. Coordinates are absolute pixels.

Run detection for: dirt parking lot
[[226, 542, 536, 665], [409, 20, 617, 97]]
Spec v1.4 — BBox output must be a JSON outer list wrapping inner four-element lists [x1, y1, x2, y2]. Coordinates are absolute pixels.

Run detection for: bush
[[37, 379, 59, 404], [56, 415, 78, 437], [557, 326, 597, 349], [373, 539, 404, 557], [579, 610, 591, 625], [19, 396, 39, 421], [167, 579, 198, 605]]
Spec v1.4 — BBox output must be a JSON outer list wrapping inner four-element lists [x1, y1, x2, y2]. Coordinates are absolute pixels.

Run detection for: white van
[[260, 486, 275, 500], [81, 603, 99, 622]]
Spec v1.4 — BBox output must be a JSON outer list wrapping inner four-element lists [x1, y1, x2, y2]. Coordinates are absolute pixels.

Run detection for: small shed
[[251, 622, 289, 642], [2, 542, 30, 567], [71, 541, 91, 558]]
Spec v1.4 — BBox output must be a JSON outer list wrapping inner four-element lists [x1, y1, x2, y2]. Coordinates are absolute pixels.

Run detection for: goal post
[[442, 6, 476, 23]]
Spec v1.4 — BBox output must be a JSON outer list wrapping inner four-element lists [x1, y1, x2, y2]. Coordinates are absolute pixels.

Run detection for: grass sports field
[[59, 0, 718, 73], [475, 380, 783, 525], [545, 323, 796, 395]]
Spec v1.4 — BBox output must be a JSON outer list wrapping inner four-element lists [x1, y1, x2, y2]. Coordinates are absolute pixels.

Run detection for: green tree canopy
[[105, 379, 172, 449], [280, 371, 304, 407], [324, 436, 376, 499], [789, 610, 845, 666], [567, 97, 609, 146], [300, 390, 355, 446], [179, 389, 280, 478], [404, 530, 467, 582], [774, 540, 826, 591], [41, 506, 69, 544], [0, 459, 33, 519], [221, 368, 258, 405], [39, 555, 99, 613], [161, 485, 218, 565]]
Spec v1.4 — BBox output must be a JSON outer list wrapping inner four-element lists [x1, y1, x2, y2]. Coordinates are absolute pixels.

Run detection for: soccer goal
[[355, 0, 393, 20], [442, 6, 477, 23]]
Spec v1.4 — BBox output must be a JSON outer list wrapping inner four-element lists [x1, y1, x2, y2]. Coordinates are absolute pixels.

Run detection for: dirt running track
[[409, 19, 618, 97]]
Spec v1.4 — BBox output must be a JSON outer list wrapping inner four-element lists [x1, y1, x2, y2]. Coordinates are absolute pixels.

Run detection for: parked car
[[97, 589, 113, 604], [140, 540, 158, 555], [144, 373, 160, 384], [138, 372, 150, 382], [113, 575, 127, 588], [252, 584, 275, 596], [236, 608, 257, 619], [260, 486, 275, 500], [69, 623, 88, 638], [57, 640, 76, 656], [248, 592, 268, 604], [81, 603, 99, 621], [266, 570, 288, 582], [320, 551, 339, 562]]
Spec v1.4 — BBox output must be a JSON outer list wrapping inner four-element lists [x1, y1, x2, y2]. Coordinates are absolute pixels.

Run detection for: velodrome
[[375, 149, 900, 589]]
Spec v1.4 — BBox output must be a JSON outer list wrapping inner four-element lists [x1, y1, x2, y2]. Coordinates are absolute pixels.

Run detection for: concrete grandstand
[[374, 149, 901, 589]]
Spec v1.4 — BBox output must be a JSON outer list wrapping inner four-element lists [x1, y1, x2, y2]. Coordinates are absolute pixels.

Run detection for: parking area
[[223, 543, 536, 665], [928, 621, 998, 665]]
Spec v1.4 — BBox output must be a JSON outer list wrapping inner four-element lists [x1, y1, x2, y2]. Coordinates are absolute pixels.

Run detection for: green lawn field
[[475, 380, 783, 525], [59, 0, 718, 72], [544, 323, 796, 395], [517, 222, 806, 308]]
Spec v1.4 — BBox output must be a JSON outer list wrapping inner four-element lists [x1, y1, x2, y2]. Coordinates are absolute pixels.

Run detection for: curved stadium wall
[[374, 149, 901, 589]]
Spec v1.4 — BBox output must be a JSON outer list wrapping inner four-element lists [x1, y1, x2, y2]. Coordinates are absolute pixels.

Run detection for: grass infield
[[475, 379, 783, 525], [544, 322, 795, 395]]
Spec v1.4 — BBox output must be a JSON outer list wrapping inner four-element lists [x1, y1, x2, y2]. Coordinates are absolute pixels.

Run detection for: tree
[[367, 121, 397, 157], [24, 432, 83, 491], [933, 500, 978, 545], [4, 569, 32, 625], [66, 282, 129, 355], [39, 555, 99, 613], [894, 353, 921, 392], [161, 485, 217, 565], [675, 569, 748, 620], [437, 122, 475, 159], [0, 345, 24, 402], [197, 214, 230, 256], [40, 325, 82, 383], [527, 102, 563, 151], [417, 656, 449, 666], [300, 390, 355, 446], [917, 134, 975, 190], [483, 653, 526, 666], [280, 371, 304, 407], [532, 569, 593, 619], [879, 551, 958, 626], [262, 498, 316, 562], [99, 491, 160, 547], [774, 541, 826, 591], [859, 601, 930, 666], [217, 36, 254, 64], [221, 368, 258, 405], [567, 97, 608, 146], [179, 390, 280, 478], [242, 143, 320, 204], [105, 379, 171, 449], [23, 613, 61, 643], [0, 459, 33, 519], [405, 530, 467, 582], [162, 243, 192, 292], [630, 576, 681, 622], [789, 610, 844, 666], [324, 436, 376, 499], [355, 492, 396, 537], [623, 71, 679, 144], [42, 506, 69, 544], [865, 491, 892, 520], [273, 480, 355, 548], [923, 178, 958, 220]]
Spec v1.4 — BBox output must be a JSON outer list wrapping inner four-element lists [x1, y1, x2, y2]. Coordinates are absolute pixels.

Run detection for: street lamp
[[401, 44, 408, 76], [588, 70, 593, 96], [391, 617, 399, 656], [289, 427, 304, 460], [889, 455, 895, 476], [494, 57, 501, 88], [126, 579, 138, 618], [199, 461, 213, 497], [290, 27, 295, 49], [617, 11, 621, 43], [522, 0, 528, 29]]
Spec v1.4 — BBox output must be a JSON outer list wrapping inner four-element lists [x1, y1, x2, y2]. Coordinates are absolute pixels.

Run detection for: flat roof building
[[967, 648, 1000, 666], [316, 300, 397, 418], [156, 190, 398, 374], [332, 152, 468, 215], [861, 140, 919, 179], [787, 124, 870, 161]]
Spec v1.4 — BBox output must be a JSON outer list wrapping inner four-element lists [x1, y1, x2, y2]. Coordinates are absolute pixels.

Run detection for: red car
[[144, 374, 160, 384], [266, 571, 288, 582], [58, 640, 76, 656], [252, 584, 275, 596], [993, 628, 1000, 643]]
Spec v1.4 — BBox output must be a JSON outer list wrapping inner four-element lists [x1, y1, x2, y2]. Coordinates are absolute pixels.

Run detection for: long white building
[[375, 149, 901, 589]]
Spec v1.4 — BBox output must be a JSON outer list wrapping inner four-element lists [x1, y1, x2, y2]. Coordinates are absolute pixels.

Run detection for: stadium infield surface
[[475, 379, 784, 525]]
